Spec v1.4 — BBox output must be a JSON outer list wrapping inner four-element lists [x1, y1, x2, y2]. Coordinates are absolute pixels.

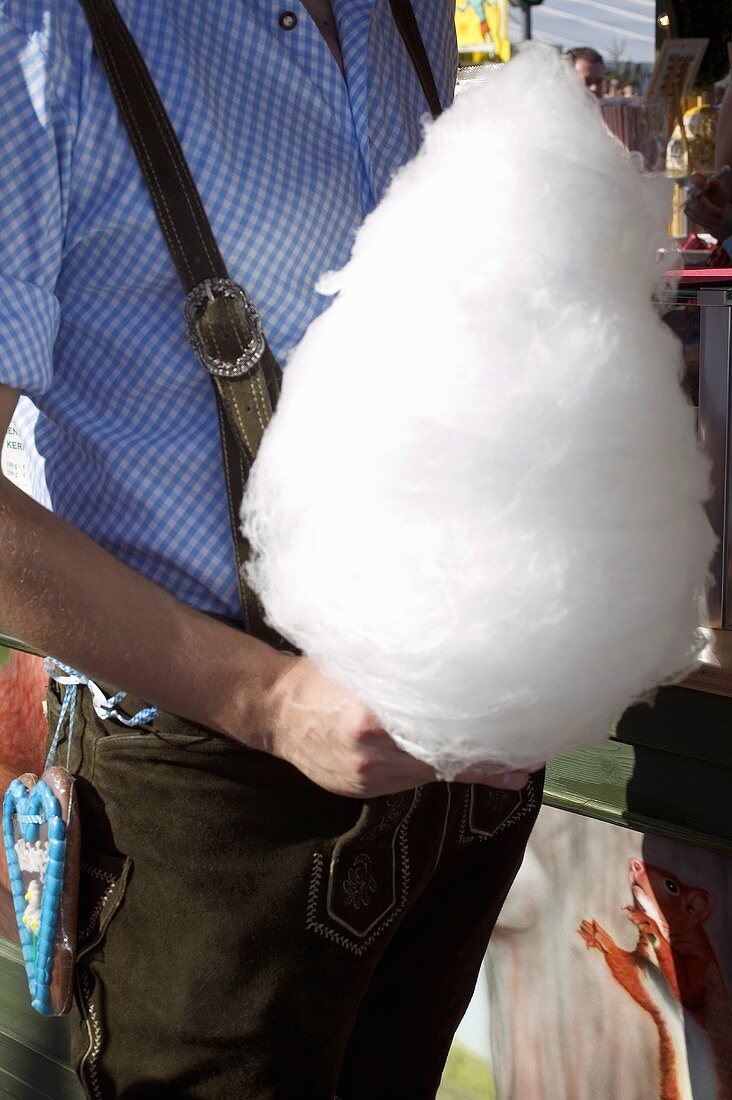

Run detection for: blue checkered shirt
[[0, 0, 456, 617]]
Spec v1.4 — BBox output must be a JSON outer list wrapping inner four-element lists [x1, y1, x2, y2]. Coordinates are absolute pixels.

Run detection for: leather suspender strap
[[77, 0, 284, 641], [76, 0, 442, 637], [77, 0, 224, 294], [388, 0, 444, 120]]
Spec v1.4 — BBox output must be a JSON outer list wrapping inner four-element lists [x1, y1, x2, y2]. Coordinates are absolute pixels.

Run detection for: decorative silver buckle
[[184, 278, 266, 379]]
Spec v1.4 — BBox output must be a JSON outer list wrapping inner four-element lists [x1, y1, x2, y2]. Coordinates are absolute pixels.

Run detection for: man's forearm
[[0, 374, 529, 794], [0, 474, 287, 744]]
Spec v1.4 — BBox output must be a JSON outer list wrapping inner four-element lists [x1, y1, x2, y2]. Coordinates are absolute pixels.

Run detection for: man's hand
[[256, 655, 532, 798], [684, 173, 732, 241], [0, 383, 534, 802]]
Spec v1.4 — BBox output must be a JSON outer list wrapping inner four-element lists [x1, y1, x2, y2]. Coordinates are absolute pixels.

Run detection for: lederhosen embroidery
[[458, 778, 538, 844], [306, 789, 421, 956], [74, 854, 131, 1100]]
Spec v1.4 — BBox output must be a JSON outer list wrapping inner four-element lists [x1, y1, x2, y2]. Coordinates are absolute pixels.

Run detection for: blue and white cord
[[43, 658, 158, 770]]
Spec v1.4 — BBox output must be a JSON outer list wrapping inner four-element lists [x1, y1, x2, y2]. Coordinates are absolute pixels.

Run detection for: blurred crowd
[[684, 81, 732, 261], [567, 43, 732, 262], [566, 47, 636, 99]]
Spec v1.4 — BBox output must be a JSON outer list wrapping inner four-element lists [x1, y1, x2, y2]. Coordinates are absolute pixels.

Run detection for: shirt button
[[279, 11, 298, 30]]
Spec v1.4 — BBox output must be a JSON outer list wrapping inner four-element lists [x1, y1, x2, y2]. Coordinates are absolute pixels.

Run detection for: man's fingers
[[687, 175, 725, 200], [683, 196, 724, 236], [272, 663, 534, 797], [688, 172, 707, 197], [373, 734, 533, 791], [706, 179, 728, 205], [684, 173, 727, 233], [684, 193, 717, 215]]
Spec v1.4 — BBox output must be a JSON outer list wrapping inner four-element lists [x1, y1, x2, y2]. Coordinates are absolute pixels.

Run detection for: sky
[[507, 0, 657, 65]]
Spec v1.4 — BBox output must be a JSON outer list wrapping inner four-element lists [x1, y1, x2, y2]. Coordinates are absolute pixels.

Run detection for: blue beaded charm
[[2, 769, 79, 1016]]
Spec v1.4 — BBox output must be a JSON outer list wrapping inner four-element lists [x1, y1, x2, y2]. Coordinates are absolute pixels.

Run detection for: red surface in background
[[0, 650, 48, 896], [675, 269, 732, 284]]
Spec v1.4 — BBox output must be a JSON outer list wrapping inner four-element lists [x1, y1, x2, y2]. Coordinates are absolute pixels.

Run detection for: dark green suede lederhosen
[[47, 679, 542, 1099]]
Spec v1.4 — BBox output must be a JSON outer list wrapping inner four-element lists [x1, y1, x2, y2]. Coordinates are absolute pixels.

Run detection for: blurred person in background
[[566, 46, 606, 98], [685, 82, 732, 263]]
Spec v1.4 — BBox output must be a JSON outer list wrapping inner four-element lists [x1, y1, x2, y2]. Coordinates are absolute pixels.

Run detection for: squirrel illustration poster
[[579, 859, 732, 1100], [485, 808, 732, 1100]]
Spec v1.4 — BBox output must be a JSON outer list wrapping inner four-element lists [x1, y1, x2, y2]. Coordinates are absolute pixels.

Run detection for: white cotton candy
[[241, 44, 715, 778]]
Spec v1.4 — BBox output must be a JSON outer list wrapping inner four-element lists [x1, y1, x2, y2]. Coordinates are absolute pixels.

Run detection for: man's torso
[[0, 0, 456, 616]]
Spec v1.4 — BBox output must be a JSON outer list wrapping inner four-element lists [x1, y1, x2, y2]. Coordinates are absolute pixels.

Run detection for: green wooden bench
[[0, 939, 82, 1099]]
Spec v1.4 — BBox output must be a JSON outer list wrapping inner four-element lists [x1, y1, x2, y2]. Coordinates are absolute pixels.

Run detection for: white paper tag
[[2, 424, 32, 494]]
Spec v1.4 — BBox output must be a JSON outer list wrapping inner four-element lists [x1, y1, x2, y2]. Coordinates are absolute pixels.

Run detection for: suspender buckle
[[184, 278, 266, 378]]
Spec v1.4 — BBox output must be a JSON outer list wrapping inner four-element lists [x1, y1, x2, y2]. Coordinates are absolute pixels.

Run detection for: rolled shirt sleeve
[[0, 10, 72, 396]]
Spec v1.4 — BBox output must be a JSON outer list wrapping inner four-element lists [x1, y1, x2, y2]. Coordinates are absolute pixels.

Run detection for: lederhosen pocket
[[459, 776, 541, 843], [306, 789, 421, 955]]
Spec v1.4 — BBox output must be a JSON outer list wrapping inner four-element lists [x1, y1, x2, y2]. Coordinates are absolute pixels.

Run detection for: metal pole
[[522, 0, 532, 39]]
